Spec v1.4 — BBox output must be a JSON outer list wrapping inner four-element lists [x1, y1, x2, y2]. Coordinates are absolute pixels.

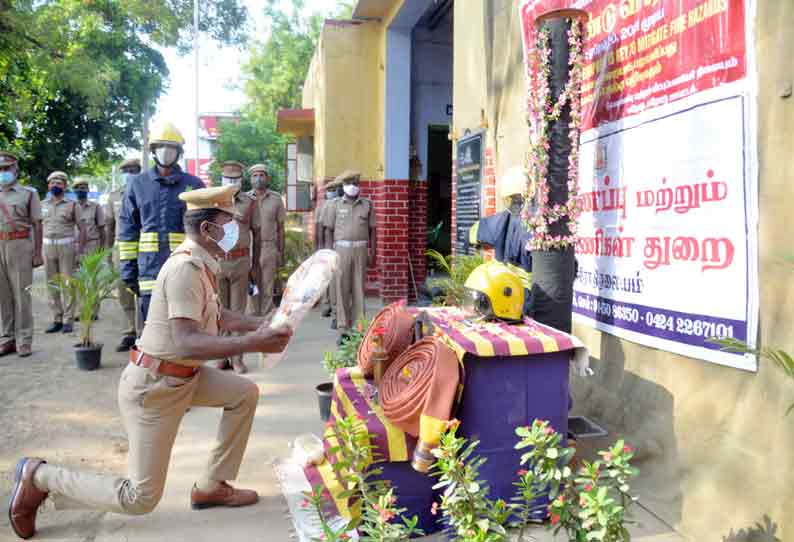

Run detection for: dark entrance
[[426, 125, 453, 256]]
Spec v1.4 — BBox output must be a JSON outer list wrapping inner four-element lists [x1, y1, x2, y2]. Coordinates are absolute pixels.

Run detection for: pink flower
[[300, 498, 310, 508], [584, 484, 593, 492], [517, 469, 529, 476], [604, 452, 613, 462], [430, 502, 439, 516], [379, 508, 395, 522], [623, 445, 633, 454], [550, 513, 561, 525], [543, 427, 554, 435]]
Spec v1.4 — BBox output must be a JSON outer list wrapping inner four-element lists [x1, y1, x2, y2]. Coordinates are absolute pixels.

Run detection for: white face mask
[[222, 176, 242, 191], [208, 220, 240, 254], [0, 171, 16, 185], [343, 184, 360, 198], [154, 146, 179, 167]]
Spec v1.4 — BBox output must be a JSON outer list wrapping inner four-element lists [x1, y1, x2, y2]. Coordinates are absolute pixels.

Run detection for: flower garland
[[523, 18, 585, 251]]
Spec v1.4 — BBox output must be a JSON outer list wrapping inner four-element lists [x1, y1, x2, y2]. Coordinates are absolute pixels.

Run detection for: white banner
[[574, 93, 758, 370]]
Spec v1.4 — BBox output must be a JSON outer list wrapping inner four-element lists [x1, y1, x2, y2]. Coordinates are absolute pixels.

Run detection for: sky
[[151, 0, 342, 160]]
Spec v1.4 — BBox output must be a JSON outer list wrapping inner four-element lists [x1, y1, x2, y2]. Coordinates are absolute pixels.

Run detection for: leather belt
[[0, 230, 29, 241], [129, 348, 198, 379], [335, 240, 368, 248], [43, 237, 74, 246], [224, 247, 250, 260]]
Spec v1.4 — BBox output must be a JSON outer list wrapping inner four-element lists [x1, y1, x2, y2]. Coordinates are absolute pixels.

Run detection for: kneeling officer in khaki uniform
[[8, 185, 293, 540]]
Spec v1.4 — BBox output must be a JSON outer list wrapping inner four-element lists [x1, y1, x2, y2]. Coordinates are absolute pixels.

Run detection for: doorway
[[426, 125, 452, 256]]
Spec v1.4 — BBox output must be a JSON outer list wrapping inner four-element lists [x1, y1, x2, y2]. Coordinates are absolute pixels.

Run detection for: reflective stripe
[[138, 280, 157, 292], [118, 241, 139, 261], [168, 232, 185, 252], [138, 232, 159, 253]]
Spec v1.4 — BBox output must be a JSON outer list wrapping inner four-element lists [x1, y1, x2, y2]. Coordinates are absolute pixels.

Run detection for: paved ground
[[0, 274, 683, 541]]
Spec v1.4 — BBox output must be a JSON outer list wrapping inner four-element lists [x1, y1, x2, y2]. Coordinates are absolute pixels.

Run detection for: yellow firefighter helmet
[[148, 122, 185, 149], [463, 261, 525, 322]]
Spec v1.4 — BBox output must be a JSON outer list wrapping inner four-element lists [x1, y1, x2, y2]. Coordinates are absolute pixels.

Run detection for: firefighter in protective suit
[[118, 122, 205, 323]]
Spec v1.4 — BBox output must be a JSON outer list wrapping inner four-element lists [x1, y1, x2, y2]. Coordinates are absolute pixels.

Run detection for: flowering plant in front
[[523, 17, 586, 251], [515, 420, 640, 542]]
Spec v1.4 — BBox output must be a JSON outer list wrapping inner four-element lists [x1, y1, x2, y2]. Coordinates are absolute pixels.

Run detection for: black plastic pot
[[75, 343, 102, 371], [315, 382, 333, 422]]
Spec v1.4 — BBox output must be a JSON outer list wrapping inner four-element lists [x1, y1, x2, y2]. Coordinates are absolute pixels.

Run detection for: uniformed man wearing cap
[[0, 152, 43, 358], [42, 171, 86, 334], [72, 177, 106, 262], [323, 170, 376, 337], [316, 178, 343, 326], [215, 161, 261, 374], [8, 186, 293, 540], [248, 164, 285, 316], [105, 158, 142, 350]]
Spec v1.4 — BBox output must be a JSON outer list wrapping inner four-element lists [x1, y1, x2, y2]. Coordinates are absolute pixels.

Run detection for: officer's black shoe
[[62, 324, 74, 334], [337, 333, 351, 347], [330, 319, 337, 330], [45, 322, 63, 334], [116, 335, 136, 352], [321, 307, 332, 318]]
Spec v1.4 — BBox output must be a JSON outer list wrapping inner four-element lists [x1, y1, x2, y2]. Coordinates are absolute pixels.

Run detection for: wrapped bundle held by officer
[[8, 185, 292, 541]]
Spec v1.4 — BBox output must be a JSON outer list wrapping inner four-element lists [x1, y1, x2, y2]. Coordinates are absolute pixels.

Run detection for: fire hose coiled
[[357, 303, 415, 376], [380, 337, 460, 472]]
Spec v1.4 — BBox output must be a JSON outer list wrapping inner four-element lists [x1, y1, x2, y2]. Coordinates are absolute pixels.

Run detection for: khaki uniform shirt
[[323, 197, 375, 242], [251, 189, 285, 244], [43, 198, 78, 239], [137, 239, 221, 365], [103, 189, 124, 242], [232, 192, 260, 250], [76, 200, 105, 242], [0, 184, 41, 233]]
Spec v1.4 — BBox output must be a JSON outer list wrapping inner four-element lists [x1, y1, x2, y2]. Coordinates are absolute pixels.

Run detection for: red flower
[[623, 444, 633, 454], [517, 469, 529, 476], [533, 419, 544, 428], [584, 484, 593, 492], [339, 535, 351, 540], [300, 498, 310, 508], [379, 508, 395, 522], [550, 513, 561, 525]]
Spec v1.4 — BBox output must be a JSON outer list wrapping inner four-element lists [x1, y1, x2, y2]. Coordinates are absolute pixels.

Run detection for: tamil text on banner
[[520, 0, 758, 370]]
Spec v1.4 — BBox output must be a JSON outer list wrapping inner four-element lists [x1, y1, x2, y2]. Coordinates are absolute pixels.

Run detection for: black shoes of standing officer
[[44, 322, 62, 334], [116, 335, 137, 352]]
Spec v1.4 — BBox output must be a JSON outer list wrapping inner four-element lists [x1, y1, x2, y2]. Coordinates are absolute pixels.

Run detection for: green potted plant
[[316, 317, 370, 421], [49, 248, 119, 370]]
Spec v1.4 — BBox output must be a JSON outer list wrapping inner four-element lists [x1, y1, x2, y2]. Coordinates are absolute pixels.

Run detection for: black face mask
[[49, 186, 64, 197], [76, 190, 88, 200]]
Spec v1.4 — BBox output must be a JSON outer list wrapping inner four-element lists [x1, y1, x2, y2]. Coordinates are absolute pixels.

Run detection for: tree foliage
[[213, 0, 353, 191], [0, 0, 247, 192]]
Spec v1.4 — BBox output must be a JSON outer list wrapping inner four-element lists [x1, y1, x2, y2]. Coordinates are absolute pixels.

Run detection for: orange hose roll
[[380, 337, 461, 472], [357, 302, 415, 376]]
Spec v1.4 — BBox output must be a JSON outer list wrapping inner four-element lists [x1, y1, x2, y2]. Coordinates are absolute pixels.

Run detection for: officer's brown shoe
[[190, 482, 258, 510], [0, 340, 16, 357], [8, 458, 48, 539], [17, 345, 31, 358]]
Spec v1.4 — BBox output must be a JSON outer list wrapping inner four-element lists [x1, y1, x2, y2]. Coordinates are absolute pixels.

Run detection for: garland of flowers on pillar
[[523, 18, 585, 251]]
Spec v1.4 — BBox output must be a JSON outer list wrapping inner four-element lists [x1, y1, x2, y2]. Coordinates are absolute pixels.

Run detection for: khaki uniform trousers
[[34, 363, 259, 515], [44, 242, 76, 324], [113, 249, 137, 337], [218, 256, 249, 364], [335, 244, 368, 330], [0, 238, 34, 347], [251, 242, 278, 316]]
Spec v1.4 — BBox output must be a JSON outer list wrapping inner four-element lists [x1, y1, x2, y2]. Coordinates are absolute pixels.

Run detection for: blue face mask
[[0, 171, 16, 185], [49, 185, 64, 197], [75, 190, 88, 200]]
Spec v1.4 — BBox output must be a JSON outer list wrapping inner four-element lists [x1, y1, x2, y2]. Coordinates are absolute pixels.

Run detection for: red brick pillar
[[408, 181, 428, 301]]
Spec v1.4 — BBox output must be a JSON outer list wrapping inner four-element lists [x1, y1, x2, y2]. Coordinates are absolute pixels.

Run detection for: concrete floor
[[1, 292, 683, 541]]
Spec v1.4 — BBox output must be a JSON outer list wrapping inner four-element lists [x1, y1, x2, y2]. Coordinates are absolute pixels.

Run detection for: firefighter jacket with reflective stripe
[[118, 166, 205, 294]]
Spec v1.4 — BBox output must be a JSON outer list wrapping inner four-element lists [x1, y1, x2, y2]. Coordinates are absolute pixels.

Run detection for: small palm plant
[[50, 248, 119, 347], [425, 249, 485, 306]]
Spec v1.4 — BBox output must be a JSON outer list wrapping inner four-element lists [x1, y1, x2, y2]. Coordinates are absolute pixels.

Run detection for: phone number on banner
[[572, 292, 747, 349]]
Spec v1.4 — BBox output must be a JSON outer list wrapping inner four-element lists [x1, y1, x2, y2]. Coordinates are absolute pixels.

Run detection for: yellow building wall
[[453, 1, 794, 540], [302, 51, 325, 183]]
